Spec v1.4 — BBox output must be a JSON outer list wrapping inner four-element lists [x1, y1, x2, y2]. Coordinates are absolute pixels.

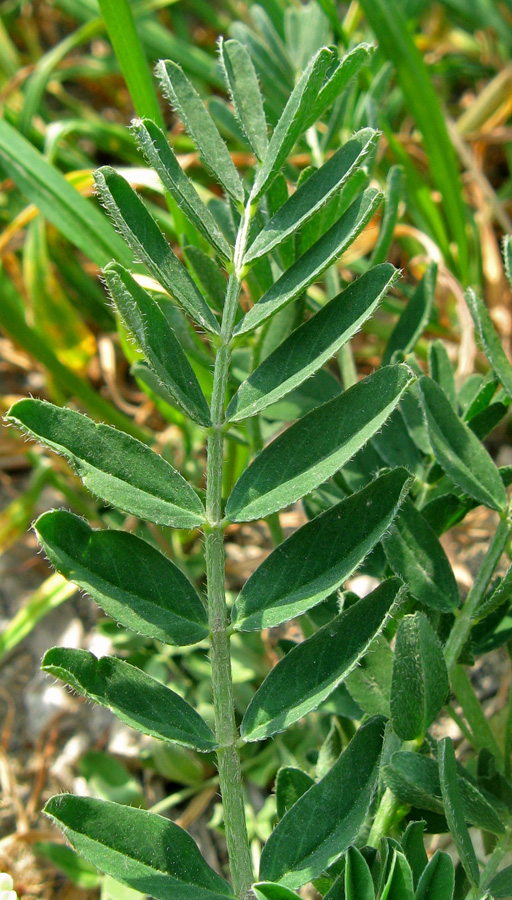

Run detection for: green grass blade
[[0, 120, 130, 267], [98, 0, 164, 127], [358, 0, 469, 280]]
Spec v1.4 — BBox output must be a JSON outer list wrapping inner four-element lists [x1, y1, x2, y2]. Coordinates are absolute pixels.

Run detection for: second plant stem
[[204, 206, 254, 900]]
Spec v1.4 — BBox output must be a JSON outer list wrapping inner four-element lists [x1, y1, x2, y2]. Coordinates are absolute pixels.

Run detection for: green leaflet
[[94, 167, 219, 334], [44, 795, 234, 900], [418, 376, 507, 512], [7, 400, 205, 529], [383, 499, 459, 612], [401, 821, 428, 889], [35, 510, 208, 646], [258, 716, 386, 889], [384, 751, 504, 835], [183, 246, 226, 312], [104, 264, 211, 427], [382, 853, 415, 900], [465, 287, 512, 400], [232, 469, 411, 631], [156, 59, 244, 204], [219, 38, 268, 160], [252, 885, 298, 900], [43, 648, 217, 752], [227, 363, 414, 522], [245, 129, 379, 264], [305, 43, 374, 129], [371, 165, 403, 266], [414, 851, 455, 900], [438, 738, 480, 886], [429, 340, 456, 408], [345, 847, 375, 900], [345, 635, 393, 717], [381, 263, 436, 366], [235, 187, 383, 335], [0, 119, 130, 268], [488, 865, 512, 899], [390, 613, 449, 740], [131, 118, 231, 260], [275, 768, 315, 820], [240, 579, 403, 742], [250, 47, 334, 201], [228, 264, 398, 422]]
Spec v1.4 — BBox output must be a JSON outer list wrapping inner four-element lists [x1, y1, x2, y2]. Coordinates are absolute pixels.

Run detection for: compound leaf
[[43, 648, 217, 752], [241, 579, 403, 742], [7, 400, 205, 529], [228, 264, 398, 422], [258, 716, 386, 889], [94, 166, 219, 334], [104, 263, 211, 426], [233, 468, 411, 631], [235, 187, 383, 335], [305, 43, 374, 128], [35, 510, 208, 645], [227, 364, 414, 522], [44, 795, 234, 900], [245, 129, 379, 264]]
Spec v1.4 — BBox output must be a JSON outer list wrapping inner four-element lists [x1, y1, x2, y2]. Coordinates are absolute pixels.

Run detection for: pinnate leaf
[[233, 468, 411, 631], [383, 499, 459, 612], [258, 716, 386, 889], [104, 263, 211, 426], [131, 117, 231, 260], [245, 129, 379, 264], [236, 187, 383, 335], [35, 510, 208, 645], [241, 579, 403, 742], [44, 795, 234, 900], [156, 59, 244, 204], [418, 375, 507, 511], [227, 363, 414, 522], [228, 263, 397, 422], [7, 400, 205, 529], [43, 648, 217, 752], [94, 166, 219, 334], [219, 38, 268, 160], [250, 47, 334, 201], [305, 43, 374, 128], [390, 613, 449, 740]]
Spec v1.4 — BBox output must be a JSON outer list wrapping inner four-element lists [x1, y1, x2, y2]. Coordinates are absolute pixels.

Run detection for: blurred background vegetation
[[1, 1, 512, 897]]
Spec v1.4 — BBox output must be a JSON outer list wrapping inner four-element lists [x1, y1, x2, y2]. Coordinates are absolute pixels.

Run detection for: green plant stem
[[444, 511, 511, 672], [204, 207, 254, 900], [367, 787, 403, 849]]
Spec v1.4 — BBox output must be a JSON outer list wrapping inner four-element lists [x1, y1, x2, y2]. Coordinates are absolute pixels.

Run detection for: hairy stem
[[204, 207, 254, 899], [444, 510, 511, 672]]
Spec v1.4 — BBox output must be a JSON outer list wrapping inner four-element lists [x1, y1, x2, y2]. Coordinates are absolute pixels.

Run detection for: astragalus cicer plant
[[6, 28, 512, 900]]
